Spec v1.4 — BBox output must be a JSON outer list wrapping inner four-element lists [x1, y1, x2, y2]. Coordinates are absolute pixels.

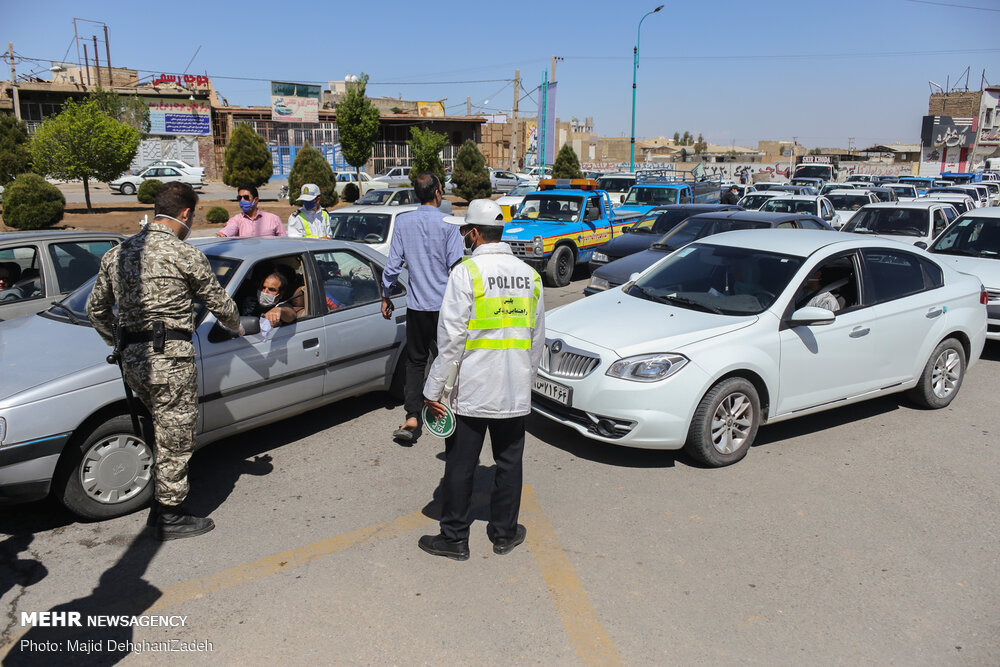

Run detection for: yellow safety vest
[[297, 210, 329, 238], [461, 257, 541, 350]]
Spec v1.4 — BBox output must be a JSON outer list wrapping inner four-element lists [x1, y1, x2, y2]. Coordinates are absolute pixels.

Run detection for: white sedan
[[531, 229, 986, 466], [333, 171, 389, 197], [842, 201, 958, 248], [761, 195, 840, 228], [108, 166, 203, 195], [826, 190, 880, 228]]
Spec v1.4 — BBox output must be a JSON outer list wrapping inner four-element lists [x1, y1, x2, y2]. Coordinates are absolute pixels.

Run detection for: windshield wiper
[[631, 227, 654, 233], [627, 283, 659, 302], [659, 294, 724, 314], [935, 247, 977, 257], [48, 302, 81, 324]]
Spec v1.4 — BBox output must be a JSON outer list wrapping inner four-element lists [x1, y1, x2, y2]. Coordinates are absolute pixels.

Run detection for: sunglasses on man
[[237, 194, 256, 201]]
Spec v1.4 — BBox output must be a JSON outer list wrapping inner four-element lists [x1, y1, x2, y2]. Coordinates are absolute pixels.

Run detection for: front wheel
[[907, 338, 966, 409], [545, 246, 575, 287], [54, 415, 154, 520], [685, 377, 760, 467], [120, 182, 136, 195]]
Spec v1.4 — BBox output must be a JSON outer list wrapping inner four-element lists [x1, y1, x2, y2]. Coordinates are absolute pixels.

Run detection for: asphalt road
[[54, 181, 283, 206], [2, 276, 999, 666]]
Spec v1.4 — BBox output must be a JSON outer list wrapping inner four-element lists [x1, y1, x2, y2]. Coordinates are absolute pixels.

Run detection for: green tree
[[335, 73, 381, 194], [407, 127, 447, 187], [29, 98, 141, 213], [287, 142, 338, 208], [694, 134, 707, 155], [681, 131, 692, 146], [552, 143, 584, 179], [88, 86, 151, 135], [1, 173, 65, 229], [451, 140, 492, 201], [0, 115, 33, 185], [672, 131, 680, 144], [223, 123, 273, 190]]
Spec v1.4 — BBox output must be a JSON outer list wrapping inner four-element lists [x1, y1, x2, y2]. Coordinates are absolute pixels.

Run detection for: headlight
[[592, 251, 608, 263], [588, 276, 610, 291], [606, 353, 688, 382], [0, 417, 6, 445], [532, 235, 544, 257]]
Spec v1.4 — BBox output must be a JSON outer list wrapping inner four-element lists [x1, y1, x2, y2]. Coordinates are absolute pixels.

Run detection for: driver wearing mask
[[242, 272, 302, 326], [287, 184, 331, 238]]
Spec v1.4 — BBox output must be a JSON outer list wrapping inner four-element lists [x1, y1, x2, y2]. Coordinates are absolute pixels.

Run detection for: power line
[[565, 47, 1000, 62], [903, 0, 1000, 11]]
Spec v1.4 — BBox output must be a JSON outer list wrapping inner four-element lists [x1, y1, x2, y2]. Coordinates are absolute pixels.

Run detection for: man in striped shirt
[[217, 185, 286, 238]]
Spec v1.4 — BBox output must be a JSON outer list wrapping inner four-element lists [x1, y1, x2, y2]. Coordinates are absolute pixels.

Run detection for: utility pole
[[511, 69, 520, 171], [540, 70, 549, 169], [848, 137, 854, 157], [551, 55, 563, 83], [83, 43, 91, 85], [93, 35, 102, 87], [8, 42, 21, 121], [104, 25, 112, 86], [466, 96, 471, 116]]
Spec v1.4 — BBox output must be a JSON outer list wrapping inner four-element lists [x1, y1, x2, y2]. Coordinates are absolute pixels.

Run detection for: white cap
[[443, 199, 505, 227], [297, 183, 321, 202]]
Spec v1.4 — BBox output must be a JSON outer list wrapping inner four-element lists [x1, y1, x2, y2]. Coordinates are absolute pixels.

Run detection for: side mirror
[[629, 272, 641, 282], [389, 201, 399, 206], [787, 306, 836, 327], [619, 195, 625, 204], [622, 226, 632, 233], [208, 315, 261, 343], [914, 241, 928, 249]]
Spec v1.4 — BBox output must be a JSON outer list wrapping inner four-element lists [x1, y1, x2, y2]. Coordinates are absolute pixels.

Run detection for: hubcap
[[710, 392, 754, 454], [930, 349, 961, 399], [79, 433, 153, 504]]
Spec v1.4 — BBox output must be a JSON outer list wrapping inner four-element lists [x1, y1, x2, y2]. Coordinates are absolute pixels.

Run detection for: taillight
[[981, 286, 989, 305]]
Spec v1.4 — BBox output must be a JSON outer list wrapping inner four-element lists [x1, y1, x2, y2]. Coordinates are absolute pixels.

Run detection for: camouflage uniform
[[87, 221, 240, 506]]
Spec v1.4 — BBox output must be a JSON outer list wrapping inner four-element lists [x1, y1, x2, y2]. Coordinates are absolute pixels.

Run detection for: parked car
[[109, 166, 203, 195], [927, 207, 1000, 340], [373, 165, 412, 187], [585, 211, 831, 295], [333, 171, 389, 197], [326, 204, 420, 256], [489, 168, 520, 193], [0, 237, 409, 517], [589, 204, 742, 270], [753, 182, 790, 192], [842, 201, 958, 248], [922, 192, 978, 215], [595, 173, 637, 203], [738, 191, 785, 210], [496, 181, 538, 221], [846, 174, 877, 185], [979, 180, 1000, 206], [0, 231, 123, 322], [822, 182, 858, 195], [761, 195, 840, 228], [516, 166, 552, 181], [355, 188, 417, 207], [866, 186, 898, 203], [826, 190, 880, 229], [767, 185, 815, 196], [534, 229, 986, 466], [790, 177, 825, 193], [883, 183, 920, 201], [144, 159, 205, 181]]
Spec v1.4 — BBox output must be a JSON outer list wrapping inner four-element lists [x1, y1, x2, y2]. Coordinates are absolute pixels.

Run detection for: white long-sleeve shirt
[[287, 209, 331, 238], [423, 242, 545, 418]]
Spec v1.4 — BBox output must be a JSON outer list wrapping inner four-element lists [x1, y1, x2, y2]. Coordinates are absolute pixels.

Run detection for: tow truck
[[793, 155, 839, 182], [502, 179, 643, 287], [614, 170, 721, 215]]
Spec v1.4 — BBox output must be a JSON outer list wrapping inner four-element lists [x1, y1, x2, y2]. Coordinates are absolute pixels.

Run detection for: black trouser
[[403, 308, 440, 421], [440, 414, 525, 542]]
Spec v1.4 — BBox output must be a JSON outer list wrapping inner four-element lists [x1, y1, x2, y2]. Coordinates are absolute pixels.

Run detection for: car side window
[[49, 240, 117, 294], [0, 245, 45, 303], [793, 252, 862, 312], [861, 249, 928, 303], [935, 208, 952, 235], [313, 250, 385, 312], [777, 221, 796, 229], [232, 254, 311, 324], [797, 218, 825, 230]]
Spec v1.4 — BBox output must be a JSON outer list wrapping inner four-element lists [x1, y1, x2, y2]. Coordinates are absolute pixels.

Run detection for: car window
[[797, 217, 827, 230], [328, 212, 391, 243], [845, 208, 928, 237], [313, 249, 384, 312], [777, 221, 796, 229], [163, 168, 179, 177], [861, 249, 929, 303], [232, 254, 311, 323], [0, 245, 45, 304], [933, 209, 950, 236], [794, 252, 862, 312], [49, 240, 117, 294], [931, 215, 1000, 257]]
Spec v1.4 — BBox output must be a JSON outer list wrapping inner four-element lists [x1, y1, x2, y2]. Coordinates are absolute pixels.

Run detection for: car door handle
[[303, 338, 319, 349], [849, 327, 870, 338], [925, 308, 943, 318]]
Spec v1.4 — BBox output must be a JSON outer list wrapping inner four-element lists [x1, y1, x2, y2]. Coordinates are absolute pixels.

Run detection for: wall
[[928, 91, 981, 118]]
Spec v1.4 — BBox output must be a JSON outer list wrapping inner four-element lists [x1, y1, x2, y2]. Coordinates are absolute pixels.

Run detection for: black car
[[584, 211, 833, 295], [588, 204, 742, 271]]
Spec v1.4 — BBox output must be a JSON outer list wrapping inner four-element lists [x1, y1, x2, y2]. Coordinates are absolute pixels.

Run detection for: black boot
[[156, 506, 215, 542], [145, 501, 160, 528]]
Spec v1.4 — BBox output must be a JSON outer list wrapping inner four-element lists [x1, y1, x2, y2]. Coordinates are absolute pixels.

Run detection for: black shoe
[[145, 501, 160, 527], [418, 533, 469, 561], [491, 524, 526, 555], [156, 507, 215, 542]]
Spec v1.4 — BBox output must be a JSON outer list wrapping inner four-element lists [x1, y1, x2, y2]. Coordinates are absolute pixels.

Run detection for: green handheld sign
[[422, 404, 456, 439]]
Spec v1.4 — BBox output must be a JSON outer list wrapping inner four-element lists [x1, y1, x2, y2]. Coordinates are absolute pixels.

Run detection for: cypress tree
[[552, 144, 583, 179], [451, 140, 492, 201], [223, 123, 273, 189], [288, 142, 338, 208]]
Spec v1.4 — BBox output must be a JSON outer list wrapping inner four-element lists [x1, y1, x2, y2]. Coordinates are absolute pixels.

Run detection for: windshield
[[654, 218, 769, 251], [623, 186, 679, 206], [629, 210, 689, 234], [357, 190, 393, 204], [629, 243, 804, 315], [738, 194, 774, 210], [931, 216, 1000, 257], [887, 185, 914, 196], [596, 177, 633, 192], [328, 212, 391, 243], [518, 194, 584, 222], [794, 166, 832, 179], [507, 183, 537, 196], [827, 194, 870, 210], [54, 255, 242, 323], [843, 208, 928, 236], [761, 199, 817, 215], [901, 178, 934, 189]]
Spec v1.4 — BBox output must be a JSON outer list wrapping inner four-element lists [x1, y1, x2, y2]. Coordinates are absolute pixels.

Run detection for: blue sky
[[5, 0, 999, 149]]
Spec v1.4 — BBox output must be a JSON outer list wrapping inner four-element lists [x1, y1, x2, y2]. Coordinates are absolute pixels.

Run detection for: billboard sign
[[144, 98, 211, 136], [921, 115, 976, 148], [417, 101, 445, 118], [270, 81, 321, 123]]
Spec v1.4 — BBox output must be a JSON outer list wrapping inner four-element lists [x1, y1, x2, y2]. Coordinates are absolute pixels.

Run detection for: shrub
[[342, 182, 360, 202], [136, 179, 163, 204], [287, 142, 338, 208], [2, 173, 65, 229], [206, 206, 230, 223]]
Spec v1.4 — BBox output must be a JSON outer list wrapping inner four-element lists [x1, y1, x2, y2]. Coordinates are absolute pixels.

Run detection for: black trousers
[[404, 308, 440, 420], [440, 414, 525, 542]]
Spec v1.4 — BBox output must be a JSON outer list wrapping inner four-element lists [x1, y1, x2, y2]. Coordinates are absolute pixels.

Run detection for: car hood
[[594, 248, 671, 285], [931, 253, 1000, 288], [0, 315, 117, 404], [598, 231, 660, 258], [546, 288, 758, 357]]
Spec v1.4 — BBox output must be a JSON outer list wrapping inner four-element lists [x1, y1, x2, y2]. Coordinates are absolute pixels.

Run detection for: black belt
[[122, 329, 192, 344]]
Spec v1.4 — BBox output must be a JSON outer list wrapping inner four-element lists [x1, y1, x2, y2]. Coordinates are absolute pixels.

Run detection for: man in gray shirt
[[381, 173, 464, 442]]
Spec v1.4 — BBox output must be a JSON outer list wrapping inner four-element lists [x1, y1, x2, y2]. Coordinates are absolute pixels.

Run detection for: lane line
[[520, 485, 623, 666], [149, 509, 435, 611]]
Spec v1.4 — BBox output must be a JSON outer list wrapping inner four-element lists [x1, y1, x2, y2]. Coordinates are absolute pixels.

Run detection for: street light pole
[[630, 4, 663, 173]]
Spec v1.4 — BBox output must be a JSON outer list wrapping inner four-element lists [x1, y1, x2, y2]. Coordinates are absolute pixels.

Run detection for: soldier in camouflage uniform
[[87, 182, 242, 541]]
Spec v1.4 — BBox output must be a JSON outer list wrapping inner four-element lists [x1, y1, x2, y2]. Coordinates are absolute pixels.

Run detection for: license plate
[[533, 377, 572, 406]]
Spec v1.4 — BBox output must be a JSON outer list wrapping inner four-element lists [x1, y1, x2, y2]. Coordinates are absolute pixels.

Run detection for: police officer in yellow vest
[[287, 183, 331, 238], [420, 199, 545, 560]]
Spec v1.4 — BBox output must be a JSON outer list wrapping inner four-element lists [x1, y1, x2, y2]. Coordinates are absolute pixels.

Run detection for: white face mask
[[258, 291, 278, 308], [157, 213, 192, 240]]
